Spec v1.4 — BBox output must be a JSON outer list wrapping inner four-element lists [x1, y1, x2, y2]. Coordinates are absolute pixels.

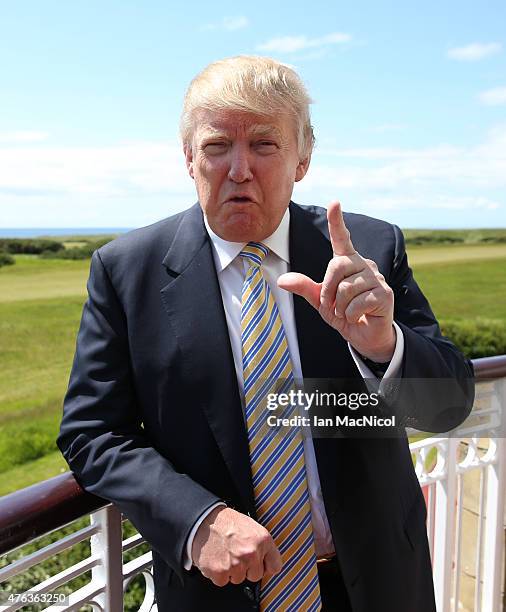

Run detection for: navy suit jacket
[[58, 202, 474, 611]]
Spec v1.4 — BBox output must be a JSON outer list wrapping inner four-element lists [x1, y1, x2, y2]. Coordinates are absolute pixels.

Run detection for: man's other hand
[[278, 201, 396, 362], [191, 506, 283, 587]]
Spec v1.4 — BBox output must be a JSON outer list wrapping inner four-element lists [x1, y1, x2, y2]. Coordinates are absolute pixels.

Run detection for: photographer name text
[[267, 414, 396, 428]]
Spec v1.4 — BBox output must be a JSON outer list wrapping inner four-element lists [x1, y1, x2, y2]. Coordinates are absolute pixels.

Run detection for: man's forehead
[[193, 110, 288, 138]]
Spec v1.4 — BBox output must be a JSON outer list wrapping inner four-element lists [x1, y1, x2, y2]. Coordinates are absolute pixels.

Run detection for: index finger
[[327, 201, 355, 256]]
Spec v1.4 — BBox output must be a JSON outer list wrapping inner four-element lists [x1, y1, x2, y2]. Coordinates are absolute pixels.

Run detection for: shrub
[[440, 318, 506, 359], [0, 416, 58, 473], [40, 238, 114, 260], [39, 248, 88, 260], [405, 234, 464, 245], [0, 252, 15, 267], [0, 239, 64, 254], [403, 229, 506, 246], [479, 235, 506, 243]]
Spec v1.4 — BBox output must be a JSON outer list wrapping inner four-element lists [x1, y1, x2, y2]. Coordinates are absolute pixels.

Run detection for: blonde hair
[[180, 55, 315, 159]]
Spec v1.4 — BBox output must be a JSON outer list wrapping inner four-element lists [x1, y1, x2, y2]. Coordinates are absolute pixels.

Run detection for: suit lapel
[[289, 202, 364, 520], [289, 202, 351, 378], [160, 204, 255, 514]]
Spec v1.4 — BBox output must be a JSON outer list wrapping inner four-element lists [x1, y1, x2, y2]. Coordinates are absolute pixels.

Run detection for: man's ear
[[184, 143, 195, 179], [295, 154, 311, 182]]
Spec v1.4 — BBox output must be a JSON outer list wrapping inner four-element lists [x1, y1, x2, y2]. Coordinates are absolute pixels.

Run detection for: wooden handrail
[[472, 355, 506, 380], [0, 472, 106, 556], [0, 355, 504, 557]]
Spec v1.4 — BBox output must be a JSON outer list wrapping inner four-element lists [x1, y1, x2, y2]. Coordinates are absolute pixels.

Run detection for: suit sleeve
[[57, 250, 220, 579], [384, 224, 475, 432]]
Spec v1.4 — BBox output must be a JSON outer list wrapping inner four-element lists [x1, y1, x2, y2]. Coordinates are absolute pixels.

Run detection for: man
[[58, 56, 474, 611]]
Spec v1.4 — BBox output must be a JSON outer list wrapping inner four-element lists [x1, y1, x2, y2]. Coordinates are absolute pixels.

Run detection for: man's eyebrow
[[200, 127, 226, 138], [248, 125, 283, 139], [199, 124, 283, 139]]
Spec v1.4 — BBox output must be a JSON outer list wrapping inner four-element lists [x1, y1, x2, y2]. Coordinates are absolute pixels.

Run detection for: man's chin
[[211, 214, 269, 243]]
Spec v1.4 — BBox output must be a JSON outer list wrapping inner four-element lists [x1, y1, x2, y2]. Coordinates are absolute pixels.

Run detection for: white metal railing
[[410, 375, 506, 611], [0, 506, 156, 611], [0, 372, 505, 611]]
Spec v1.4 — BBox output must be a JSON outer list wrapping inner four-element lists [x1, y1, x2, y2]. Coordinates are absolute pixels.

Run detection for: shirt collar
[[204, 207, 291, 273]]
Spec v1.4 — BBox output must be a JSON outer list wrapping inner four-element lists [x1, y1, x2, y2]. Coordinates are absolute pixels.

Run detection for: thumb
[[263, 542, 283, 577], [277, 273, 321, 310]]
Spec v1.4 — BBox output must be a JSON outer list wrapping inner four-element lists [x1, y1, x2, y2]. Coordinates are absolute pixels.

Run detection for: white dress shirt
[[184, 207, 405, 568]]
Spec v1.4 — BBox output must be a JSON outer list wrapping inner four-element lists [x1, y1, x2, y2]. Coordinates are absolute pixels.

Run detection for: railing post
[[433, 438, 459, 612], [481, 379, 506, 611], [90, 505, 124, 611]]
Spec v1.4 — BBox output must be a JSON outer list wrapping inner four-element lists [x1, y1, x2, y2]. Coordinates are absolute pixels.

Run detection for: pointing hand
[[278, 201, 396, 362]]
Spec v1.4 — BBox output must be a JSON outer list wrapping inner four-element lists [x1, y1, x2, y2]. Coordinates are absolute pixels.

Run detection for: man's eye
[[255, 141, 277, 152], [204, 143, 228, 154]]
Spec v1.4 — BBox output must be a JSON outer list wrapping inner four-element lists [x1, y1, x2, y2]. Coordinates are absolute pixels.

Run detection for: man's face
[[184, 109, 310, 242]]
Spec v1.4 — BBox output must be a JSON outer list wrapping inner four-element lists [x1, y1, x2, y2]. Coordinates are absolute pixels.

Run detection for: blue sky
[[0, 0, 505, 229]]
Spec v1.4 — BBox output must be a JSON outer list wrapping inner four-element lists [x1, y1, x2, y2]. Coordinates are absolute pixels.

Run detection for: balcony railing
[[1, 356, 505, 612]]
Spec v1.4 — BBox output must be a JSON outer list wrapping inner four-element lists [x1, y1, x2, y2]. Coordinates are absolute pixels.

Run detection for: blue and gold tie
[[240, 242, 322, 612]]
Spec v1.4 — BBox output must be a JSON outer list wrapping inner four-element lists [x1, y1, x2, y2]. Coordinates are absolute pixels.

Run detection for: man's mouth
[[227, 196, 253, 203]]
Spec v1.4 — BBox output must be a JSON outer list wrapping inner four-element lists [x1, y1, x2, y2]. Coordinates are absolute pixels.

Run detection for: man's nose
[[228, 146, 253, 183]]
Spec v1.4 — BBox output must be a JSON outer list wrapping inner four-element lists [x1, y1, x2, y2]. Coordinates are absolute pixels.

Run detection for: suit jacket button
[[243, 585, 255, 601]]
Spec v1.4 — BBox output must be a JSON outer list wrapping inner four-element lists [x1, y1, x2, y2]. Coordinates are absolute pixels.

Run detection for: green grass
[[0, 256, 89, 301], [0, 292, 84, 492], [0, 236, 505, 497], [410, 257, 506, 320], [0, 257, 88, 494], [407, 243, 506, 266], [0, 296, 85, 415], [0, 410, 64, 472], [0, 451, 68, 497]]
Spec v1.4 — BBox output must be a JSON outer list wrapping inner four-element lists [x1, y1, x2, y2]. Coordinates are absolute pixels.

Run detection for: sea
[[0, 228, 132, 238]]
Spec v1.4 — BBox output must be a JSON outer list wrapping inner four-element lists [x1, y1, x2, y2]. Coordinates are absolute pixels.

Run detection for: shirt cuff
[[183, 502, 227, 570], [348, 321, 404, 380]]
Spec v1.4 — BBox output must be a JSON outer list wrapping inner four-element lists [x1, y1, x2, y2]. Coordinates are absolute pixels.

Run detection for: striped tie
[[240, 242, 322, 612]]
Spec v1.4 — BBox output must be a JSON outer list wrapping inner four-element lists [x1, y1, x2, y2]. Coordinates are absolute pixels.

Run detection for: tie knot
[[239, 242, 269, 267]]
